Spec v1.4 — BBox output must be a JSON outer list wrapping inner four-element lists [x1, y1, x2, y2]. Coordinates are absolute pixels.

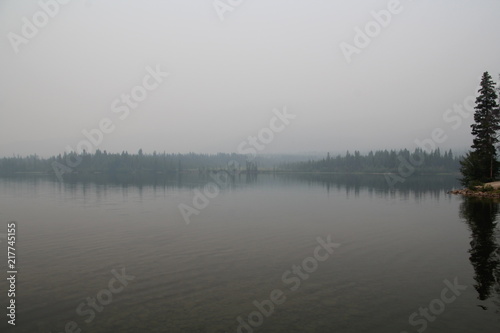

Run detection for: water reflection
[[0, 172, 461, 199], [2, 173, 500, 331], [459, 197, 500, 311], [277, 173, 460, 201]]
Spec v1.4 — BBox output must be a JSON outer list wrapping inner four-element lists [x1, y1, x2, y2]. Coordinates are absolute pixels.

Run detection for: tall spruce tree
[[460, 72, 500, 185]]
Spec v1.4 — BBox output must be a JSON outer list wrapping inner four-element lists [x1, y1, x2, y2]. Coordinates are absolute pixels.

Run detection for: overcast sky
[[1, 0, 499, 157]]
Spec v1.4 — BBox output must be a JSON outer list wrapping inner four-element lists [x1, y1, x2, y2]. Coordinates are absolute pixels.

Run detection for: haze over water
[[2, 1, 500, 332], [1, 174, 499, 332]]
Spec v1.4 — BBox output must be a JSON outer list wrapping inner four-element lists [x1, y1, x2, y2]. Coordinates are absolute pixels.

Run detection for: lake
[[0, 173, 499, 332]]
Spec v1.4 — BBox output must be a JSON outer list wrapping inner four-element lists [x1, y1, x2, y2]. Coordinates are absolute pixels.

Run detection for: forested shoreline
[[279, 148, 460, 174], [0, 148, 461, 176]]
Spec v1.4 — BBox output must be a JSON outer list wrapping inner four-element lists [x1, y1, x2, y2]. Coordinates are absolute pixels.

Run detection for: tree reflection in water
[[460, 197, 500, 312]]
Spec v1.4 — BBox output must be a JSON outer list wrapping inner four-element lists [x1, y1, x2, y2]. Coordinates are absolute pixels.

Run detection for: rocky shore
[[448, 181, 500, 198], [448, 188, 500, 198]]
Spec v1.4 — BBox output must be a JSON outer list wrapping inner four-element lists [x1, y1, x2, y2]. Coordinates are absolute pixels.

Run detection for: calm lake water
[[0, 173, 499, 332]]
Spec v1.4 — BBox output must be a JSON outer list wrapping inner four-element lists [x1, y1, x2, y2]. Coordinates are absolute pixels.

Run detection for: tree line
[[279, 148, 460, 174], [0, 148, 462, 176], [0, 150, 251, 175]]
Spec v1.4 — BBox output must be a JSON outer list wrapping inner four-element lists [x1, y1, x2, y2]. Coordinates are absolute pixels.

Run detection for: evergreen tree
[[460, 72, 500, 185]]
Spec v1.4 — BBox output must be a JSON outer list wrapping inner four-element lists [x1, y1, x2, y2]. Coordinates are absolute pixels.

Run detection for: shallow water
[[0, 173, 498, 332]]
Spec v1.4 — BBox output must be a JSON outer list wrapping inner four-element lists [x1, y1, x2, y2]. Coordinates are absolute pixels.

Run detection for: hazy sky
[[1, 0, 500, 157]]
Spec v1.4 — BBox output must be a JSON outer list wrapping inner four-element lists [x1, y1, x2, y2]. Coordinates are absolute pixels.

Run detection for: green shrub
[[467, 180, 484, 191]]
